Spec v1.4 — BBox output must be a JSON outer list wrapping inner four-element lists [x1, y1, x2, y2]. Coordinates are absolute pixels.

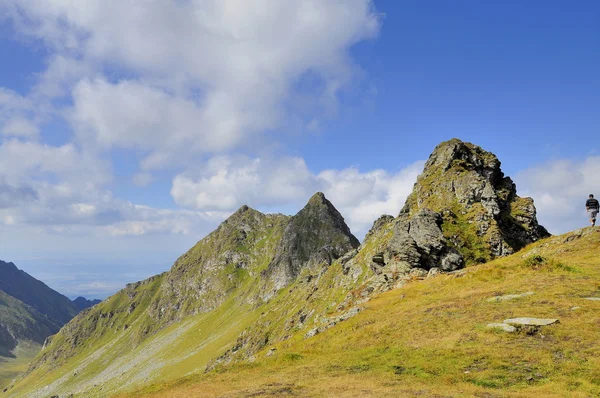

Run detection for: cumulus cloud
[[1, 117, 39, 137], [0, 138, 224, 237], [3, 0, 380, 170], [515, 156, 600, 234], [171, 156, 320, 211], [318, 162, 424, 234], [172, 156, 424, 238], [0, 1, 388, 297]]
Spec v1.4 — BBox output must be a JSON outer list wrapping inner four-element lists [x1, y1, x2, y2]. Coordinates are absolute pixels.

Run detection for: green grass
[[0, 341, 40, 389], [121, 228, 600, 398]]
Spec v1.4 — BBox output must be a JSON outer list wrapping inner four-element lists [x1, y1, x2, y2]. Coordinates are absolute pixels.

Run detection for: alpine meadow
[[0, 1, 599, 397]]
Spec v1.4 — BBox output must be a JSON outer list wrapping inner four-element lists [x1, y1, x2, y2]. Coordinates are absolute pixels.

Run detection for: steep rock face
[[383, 209, 463, 272], [265, 192, 360, 291], [401, 139, 549, 264], [149, 206, 289, 329]]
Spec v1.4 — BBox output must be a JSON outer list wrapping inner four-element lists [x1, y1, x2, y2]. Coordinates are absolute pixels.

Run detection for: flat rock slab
[[487, 292, 534, 302], [503, 317, 559, 326], [487, 323, 517, 333], [584, 297, 600, 301]]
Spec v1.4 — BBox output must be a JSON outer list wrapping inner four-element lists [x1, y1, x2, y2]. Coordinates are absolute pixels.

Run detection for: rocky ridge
[[326, 139, 549, 295], [7, 139, 549, 398]]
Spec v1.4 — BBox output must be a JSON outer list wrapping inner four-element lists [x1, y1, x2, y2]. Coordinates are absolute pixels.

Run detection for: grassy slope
[[0, 342, 40, 390], [4, 211, 293, 397], [124, 228, 600, 398]]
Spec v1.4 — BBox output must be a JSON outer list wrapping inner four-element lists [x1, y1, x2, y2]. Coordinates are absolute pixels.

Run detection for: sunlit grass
[[122, 228, 600, 397]]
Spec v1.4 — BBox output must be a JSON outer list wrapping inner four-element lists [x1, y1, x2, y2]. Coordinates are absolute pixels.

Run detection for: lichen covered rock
[[401, 138, 549, 264], [265, 192, 360, 291]]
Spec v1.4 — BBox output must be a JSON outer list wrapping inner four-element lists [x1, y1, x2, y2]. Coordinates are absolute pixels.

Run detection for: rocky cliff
[[265, 192, 360, 292], [335, 138, 549, 294]]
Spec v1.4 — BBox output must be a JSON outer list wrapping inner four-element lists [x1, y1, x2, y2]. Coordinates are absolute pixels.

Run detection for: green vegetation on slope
[[0, 341, 40, 390], [5, 197, 365, 398], [0, 260, 84, 390], [4, 140, 555, 397], [124, 228, 600, 398]]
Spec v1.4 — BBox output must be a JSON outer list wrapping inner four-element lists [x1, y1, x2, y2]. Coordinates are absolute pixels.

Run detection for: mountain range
[[3, 139, 597, 397]]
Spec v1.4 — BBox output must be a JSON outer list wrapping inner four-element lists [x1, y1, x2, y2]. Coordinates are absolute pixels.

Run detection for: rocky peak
[[423, 138, 501, 176], [265, 192, 360, 291], [401, 138, 549, 264]]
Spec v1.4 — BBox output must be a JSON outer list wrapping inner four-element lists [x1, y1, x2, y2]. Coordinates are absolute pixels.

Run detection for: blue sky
[[0, 0, 598, 299]]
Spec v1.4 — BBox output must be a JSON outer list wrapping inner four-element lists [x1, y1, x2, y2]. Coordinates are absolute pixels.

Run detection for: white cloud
[[171, 156, 320, 211], [3, 0, 380, 170], [132, 172, 154, 187], [515, 157, 600, 234], [0, 139, 225, 236], [1, 117, 39, 137], [0, 0, 384, 286], [318, 162, 424, 235], [172, 156, 424, 238], [0, 139, 108, 187]]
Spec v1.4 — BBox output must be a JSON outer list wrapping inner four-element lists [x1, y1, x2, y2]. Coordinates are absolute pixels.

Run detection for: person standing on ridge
[[586, 194, 599, 227]]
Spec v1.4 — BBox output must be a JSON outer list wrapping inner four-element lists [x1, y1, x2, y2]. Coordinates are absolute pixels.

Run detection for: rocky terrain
[[401, 139, 549, 262], [4, 139, 556, 398]]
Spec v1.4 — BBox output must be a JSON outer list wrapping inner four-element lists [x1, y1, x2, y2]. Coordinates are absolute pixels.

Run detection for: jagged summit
[[401, 138, 549, 263], [220, 204, 264, 225], [415, 138, 500, 175], [307, 191, 327, 204], [265, 192, 360, 290]]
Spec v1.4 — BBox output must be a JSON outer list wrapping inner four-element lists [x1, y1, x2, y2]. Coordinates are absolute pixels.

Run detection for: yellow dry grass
[[121, 227, 600, 398]]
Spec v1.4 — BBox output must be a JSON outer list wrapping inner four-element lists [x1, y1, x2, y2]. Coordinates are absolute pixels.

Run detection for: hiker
[[586, 194, 600, 227]]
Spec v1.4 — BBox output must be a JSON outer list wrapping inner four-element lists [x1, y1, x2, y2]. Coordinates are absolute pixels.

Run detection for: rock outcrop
[[265, 192, 360, 290], [401, 138, 549, 264], [369, 209, 463, 277], [346, 139, 549, 294]]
